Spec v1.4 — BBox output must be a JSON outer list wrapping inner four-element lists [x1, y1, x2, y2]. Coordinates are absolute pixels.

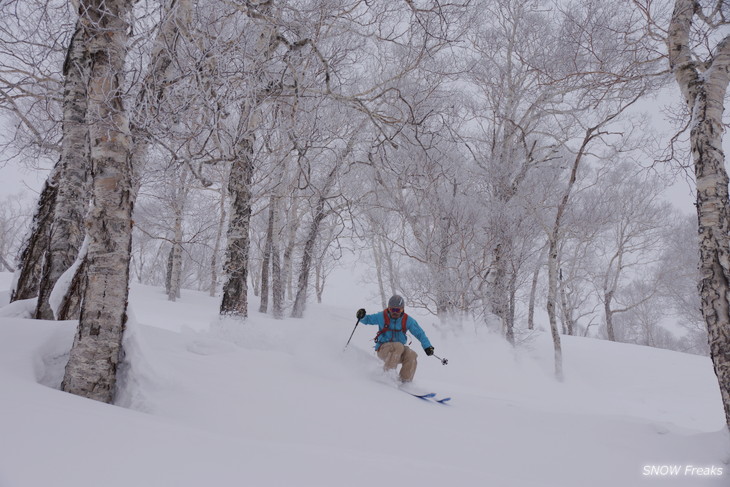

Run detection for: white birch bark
[[282, 199, 302, 301], [34, 22, 91, 320], [528, 244, 548, 330], [667, 0, 730, 429], [61, 0, 133, 403], [210, 185, 227, 297], [546, 236, 565, 381], [603, 248, 624, 342], [167, 215, 184, 301], [373, 236, 387, 309], [166, 168, 191, 301], [546, 133, 594, 382], [260, 156, 286, 315]]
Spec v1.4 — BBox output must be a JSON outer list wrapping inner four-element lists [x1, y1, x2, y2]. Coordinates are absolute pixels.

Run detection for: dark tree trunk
[[291, 203, 327, 318], [220, 138, 254, 318], [271, 197, 284, 318], [11, 167, 60, 302], [259, 197, 276, 313]]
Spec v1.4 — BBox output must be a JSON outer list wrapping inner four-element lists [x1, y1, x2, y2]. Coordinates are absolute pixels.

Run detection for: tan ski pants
[[377, 342, 418, 382]]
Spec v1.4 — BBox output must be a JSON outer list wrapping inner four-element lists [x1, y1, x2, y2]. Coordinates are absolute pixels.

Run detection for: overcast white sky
[[0, 161, 48, 199]]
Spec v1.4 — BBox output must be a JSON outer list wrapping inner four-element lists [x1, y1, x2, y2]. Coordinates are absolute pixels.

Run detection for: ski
[[405, 391, 436, 401], [401, 389, 451, 405]]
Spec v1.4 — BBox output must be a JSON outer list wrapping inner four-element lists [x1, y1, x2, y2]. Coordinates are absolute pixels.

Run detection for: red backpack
[[374, 309, 408, 344]]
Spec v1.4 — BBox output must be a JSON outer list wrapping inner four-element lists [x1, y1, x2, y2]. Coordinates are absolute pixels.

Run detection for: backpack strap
[[374, 310, 408, 344]]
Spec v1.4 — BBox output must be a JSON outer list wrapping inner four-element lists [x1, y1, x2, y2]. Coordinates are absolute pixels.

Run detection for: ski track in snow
[[0, 275, 727, 487]]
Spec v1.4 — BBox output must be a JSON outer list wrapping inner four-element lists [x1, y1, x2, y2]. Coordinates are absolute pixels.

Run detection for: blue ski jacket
[[360, 311, 432, 351]]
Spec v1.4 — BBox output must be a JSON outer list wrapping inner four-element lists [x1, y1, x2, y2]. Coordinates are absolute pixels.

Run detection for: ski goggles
[[388, 307, 403, 314]]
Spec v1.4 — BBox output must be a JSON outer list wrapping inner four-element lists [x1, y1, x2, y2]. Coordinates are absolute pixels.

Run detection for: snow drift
[[0, 274, 727, 487]]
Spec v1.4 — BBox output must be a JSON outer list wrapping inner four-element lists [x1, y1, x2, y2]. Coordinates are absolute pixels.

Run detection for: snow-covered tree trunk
[[546, 135, 594, 381], [56, 255, 87, 321], [667, 0, 730, 429], [218, 2, 277, 319], [527, 266, 540, 330], [10, 167, 60, 302], [282, 198, 302, 301], [436, 220, 454, 320], [604, 290, 616, 341], [291, 195, 329, 318], [527, 244, 547, 330], [507, 271, 517, 338], [34, 22, 91, 320], [489, 243, 515, 344], [210, 182, 227, 297], [220, 137, 254, 317], [259, 196, 276, 313], [167, 213, 184, 301], [166, 168, 190, 301], [546, 236, 564, 381], [165, 247, 173, 295], [373, 237, 387, 308], [315, 258, 324, 304], [251, 257, 261, 298], [270, 196, 284, 319], [559, 279, 576, 336], [61, 0, 133, 403], [384, 243, 398, 297]]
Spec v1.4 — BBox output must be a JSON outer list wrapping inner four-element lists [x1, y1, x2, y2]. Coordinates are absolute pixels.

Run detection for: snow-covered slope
[[0, 275, 727, 487]]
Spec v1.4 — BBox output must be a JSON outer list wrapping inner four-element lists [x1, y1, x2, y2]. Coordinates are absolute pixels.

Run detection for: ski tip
[[436, 397, 452, 404], [415, 392, 437, 399]]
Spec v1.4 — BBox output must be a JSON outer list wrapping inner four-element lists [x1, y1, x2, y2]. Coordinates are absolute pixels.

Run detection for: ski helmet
[[388, 295, 405, 309]]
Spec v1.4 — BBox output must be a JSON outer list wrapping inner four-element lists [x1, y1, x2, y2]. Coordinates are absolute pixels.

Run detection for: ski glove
[[356, 308, 366, 320], [424, 346, 434, 356]]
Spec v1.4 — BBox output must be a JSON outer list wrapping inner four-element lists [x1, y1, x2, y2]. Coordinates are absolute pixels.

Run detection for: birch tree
[[61, 0, 134, 403], [33, 18, 91, 319], [545, 103, 646, 381], [665, 0, 730, 429]]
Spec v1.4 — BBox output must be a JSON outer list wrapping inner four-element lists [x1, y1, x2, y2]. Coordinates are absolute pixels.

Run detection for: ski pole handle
[[433, 354, 448, 365], [344, 319, 361, 351]]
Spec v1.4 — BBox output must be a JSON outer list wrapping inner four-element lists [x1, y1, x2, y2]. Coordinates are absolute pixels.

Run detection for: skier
[[356, 295, 434, 383]]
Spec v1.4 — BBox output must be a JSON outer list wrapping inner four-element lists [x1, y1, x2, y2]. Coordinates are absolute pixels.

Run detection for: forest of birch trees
[[1, 0, 729, 427]]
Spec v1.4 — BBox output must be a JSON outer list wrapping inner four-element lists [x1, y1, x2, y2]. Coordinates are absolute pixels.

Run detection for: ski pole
[[433, 354, 448, 365], [344, 319, 361, 351]]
